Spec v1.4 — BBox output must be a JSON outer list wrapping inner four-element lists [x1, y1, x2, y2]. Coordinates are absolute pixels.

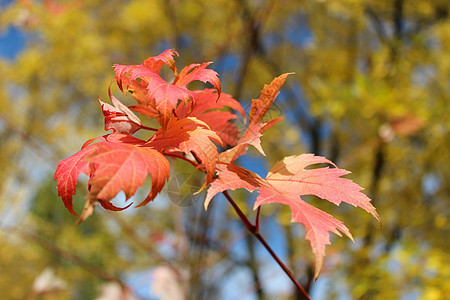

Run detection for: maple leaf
[[205, 164, 266, 209], [128, 103, 159, 119], [54, 143, 97, 217], [99, 95, 142, 134], [249, 73, 293, 125], [196, 110, 240, 146], [145, 74, 198, 127], [173, 62, 221, 95], [126, 80, 151, 105], [260, 116, 285, 133], [146, 117, 222, 190], [218, 122, 266, 164], [114, 50, 221, 130], [254, 154, 381, 279], [87, 141, 170, 207], [54, 134, 170, 219], [218, 73, 292, 164], [177, 89, 245, 119], [54, 133, 139, 216], [114, 49, 179, 93], [175, 89, 245, 146]]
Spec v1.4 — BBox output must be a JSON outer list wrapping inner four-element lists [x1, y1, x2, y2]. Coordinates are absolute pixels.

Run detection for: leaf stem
[[164, 152, 199, 168], [222, 191, 310, 299], [170, 156, 310, 298]]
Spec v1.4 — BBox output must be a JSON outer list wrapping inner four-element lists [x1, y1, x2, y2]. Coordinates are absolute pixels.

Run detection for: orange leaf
[[249, 73, 293, 125], [205, 164, 266, 209], [54, 134, 170, 219], [254, 154, 380, 279], [87, 142, 170, 207], [99, 95, 141, 134], [54, 145, 96, 217], [114, 50, 221, 131], [175, 89, 245, 146], [219, 74, 292, 163], [147, 117, 222, 189]]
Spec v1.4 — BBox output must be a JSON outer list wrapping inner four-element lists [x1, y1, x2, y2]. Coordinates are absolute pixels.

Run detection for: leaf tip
[[367, 205, 382, 225], [203, 198, 211, 210], [348, 234, 355, 243], [314, 258, 323, 281], [75, 199, 98, 224]]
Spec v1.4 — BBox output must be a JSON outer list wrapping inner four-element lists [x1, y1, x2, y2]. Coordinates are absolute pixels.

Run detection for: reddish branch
[[168, 153, 310, 298], [222, 191, 311, 299]]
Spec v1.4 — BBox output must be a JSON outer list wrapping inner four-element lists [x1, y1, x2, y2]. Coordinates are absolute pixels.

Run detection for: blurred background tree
[[0, 0, 448, 299]]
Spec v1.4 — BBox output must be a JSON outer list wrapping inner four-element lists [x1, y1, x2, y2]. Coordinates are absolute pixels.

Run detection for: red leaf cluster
[[54, 50, 380, 277], [55, 50, 234, 221]]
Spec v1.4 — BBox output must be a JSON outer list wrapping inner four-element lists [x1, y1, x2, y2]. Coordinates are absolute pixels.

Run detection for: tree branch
[[169, 148, 310, 298], [222, 191, 310, 299]]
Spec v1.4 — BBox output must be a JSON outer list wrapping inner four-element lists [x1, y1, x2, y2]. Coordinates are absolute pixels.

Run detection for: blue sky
[[0, 26, 26, 60]]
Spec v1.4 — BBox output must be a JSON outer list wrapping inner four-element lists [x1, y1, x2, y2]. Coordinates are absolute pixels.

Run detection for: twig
[[168, 150, 310, 298], [164, 152, 199, 168], [255, 206, 261, 233], [222, 191, 310, 299]]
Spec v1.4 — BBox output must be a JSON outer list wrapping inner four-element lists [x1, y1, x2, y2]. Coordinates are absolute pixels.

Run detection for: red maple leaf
[[87, 141, 170, 207], [175, 89, 245, 146], [219, 122, 266, 164], [99, 95, 142, 134], [249, 73, 293, 125], [146, 117, 222, 192], [54, 134, 170, 219], [254, 154, 381, 278], [54, 143, 96, 217], [206, 154, 380, 278], [114, 49, 178, 93], [218, 73, 292, 164], [114, 50, 220, 130], [205, 164, 266, 208]]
